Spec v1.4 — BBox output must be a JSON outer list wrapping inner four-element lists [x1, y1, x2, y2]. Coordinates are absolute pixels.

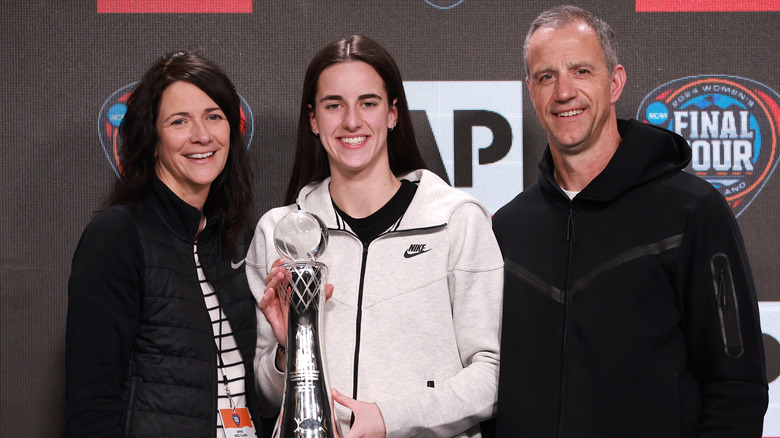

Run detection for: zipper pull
[[717, 269, 727, 308], [566, 207, 576, 243]]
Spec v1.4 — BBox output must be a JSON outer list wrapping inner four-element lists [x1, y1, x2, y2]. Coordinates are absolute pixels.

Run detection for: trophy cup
[[272, 210, 340, 438]]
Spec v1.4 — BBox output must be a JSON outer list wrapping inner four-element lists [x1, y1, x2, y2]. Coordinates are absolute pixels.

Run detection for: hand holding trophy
[[272, 210, 340, 438]]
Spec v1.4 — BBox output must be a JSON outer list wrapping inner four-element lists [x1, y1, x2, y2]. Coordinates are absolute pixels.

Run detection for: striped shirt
[[194, 243, 249, 438]]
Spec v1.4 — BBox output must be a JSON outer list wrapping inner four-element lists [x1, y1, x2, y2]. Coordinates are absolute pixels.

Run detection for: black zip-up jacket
[[65, 179, 263, 437], [493, 119, 767, 437]]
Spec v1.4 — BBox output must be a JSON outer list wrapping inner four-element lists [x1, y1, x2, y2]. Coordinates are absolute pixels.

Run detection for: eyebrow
[[161, 107, 223, 120], [566, 61, 594, 71], [532, 62, 595, 78], [319, 93, 383, 103]]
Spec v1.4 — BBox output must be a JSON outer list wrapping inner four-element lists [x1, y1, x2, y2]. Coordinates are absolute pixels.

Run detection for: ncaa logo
[[98, 82, 255, 178], [637, 76, 780, 217]]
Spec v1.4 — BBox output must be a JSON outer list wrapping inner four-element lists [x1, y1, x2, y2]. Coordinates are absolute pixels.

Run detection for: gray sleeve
[[246, 211, 286, 416]]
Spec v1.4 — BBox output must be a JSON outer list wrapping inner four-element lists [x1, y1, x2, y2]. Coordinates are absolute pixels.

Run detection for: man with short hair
[[493, 5, 768, 437]]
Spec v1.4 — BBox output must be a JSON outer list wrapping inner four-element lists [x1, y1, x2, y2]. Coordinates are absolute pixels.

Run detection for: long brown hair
[[284, 35, 427, 204], [106, 51, 252, 254]]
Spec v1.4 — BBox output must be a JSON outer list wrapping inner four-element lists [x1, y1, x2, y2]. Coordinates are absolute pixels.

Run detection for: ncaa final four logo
[[98, 82, 255, 178], [638, 75, 780, 217]]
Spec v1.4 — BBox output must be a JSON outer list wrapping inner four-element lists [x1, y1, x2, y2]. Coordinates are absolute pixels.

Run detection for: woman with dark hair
[[247, 36, 503, 437], [65, 51, 263, 438], [283, 34, 426, 205]]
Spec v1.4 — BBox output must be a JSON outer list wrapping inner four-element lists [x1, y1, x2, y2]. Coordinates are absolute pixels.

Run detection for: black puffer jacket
[[493, 119, 767, 437], [66, 179, 263, 437]]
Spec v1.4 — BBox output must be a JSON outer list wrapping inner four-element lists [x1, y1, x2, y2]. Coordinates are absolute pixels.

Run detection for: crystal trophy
[[272, 211, 339, 438]]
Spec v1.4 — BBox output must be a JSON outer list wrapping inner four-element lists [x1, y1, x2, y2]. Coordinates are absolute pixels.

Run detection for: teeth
[[341, 136, 366, 145], [185, 152, 214, 159], [558, 109, 584, 117]]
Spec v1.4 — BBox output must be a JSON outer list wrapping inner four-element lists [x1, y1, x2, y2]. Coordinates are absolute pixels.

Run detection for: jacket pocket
[[710, 253, 743, 358]]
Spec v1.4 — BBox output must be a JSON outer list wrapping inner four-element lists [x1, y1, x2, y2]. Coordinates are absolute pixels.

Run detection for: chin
[[188, 173, 222, 187]]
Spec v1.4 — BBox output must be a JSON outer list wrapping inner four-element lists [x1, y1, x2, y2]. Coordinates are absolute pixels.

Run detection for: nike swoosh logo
[[404, 249, 432, 258], [231, 259, 245, 269]]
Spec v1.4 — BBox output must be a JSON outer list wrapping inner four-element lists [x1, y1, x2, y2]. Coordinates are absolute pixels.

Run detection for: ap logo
[[405, 81, 523, 213]]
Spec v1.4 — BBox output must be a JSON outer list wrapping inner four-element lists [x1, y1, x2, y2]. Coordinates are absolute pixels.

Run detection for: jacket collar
[[294, 169, 484, 231], [148, 177, 217, 242], [538, 119, 691, 203]]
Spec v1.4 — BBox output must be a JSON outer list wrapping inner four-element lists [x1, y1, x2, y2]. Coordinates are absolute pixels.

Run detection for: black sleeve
[[680, 191, 768, 437], [64, 207, 143, 437]]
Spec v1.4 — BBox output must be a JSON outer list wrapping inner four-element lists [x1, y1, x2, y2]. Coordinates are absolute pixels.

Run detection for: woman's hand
[[258, 258, 335, 369], [332, 389, 386, 438], [258, 258, 289, 346]]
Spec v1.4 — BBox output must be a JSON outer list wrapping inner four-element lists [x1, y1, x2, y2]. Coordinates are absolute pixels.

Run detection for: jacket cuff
[[256, 345, 285, 409]]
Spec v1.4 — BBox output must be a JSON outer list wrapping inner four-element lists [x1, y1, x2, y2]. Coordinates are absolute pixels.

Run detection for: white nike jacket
[[247, 169, 503, 438]]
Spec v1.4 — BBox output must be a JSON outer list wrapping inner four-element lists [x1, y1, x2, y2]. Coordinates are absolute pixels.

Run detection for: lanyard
[[197, 235, 237, 414], [215, 306, 237, 413]]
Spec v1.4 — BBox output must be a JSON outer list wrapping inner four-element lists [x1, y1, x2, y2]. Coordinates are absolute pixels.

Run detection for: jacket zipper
[[334, 221, 446, 427], [124, 377, 137, 437], [350, 242, 370, 426], [558, 204, 575, 438], [711, 253, 744, 357]]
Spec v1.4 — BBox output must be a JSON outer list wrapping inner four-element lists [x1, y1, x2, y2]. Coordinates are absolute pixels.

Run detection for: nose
[[342, 104, 362, 131], [554, 74, 577, 102], [190, 120, 212, 144]]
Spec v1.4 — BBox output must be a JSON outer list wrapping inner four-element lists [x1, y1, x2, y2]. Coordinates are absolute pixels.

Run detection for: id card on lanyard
[[212, 303, 256, 438], [219, 408, 257, 438]]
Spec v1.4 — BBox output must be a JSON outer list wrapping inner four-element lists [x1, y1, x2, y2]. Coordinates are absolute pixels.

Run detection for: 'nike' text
[[404, 244, 432, 258]]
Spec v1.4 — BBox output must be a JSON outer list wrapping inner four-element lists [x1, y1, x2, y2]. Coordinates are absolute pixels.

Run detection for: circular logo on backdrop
[[637, 75, 780, 217], [97, 82, 255, 179], [422, 0, 466, 9]]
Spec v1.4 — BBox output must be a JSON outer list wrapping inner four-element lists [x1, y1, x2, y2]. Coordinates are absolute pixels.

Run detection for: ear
[[610, 64, 626, 104], [388, 98, 398, 128], [308, 104, 318, 134], [525, 76, 535, 102]]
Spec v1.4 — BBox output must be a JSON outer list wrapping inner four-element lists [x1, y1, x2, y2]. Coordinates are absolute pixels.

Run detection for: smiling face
[[154, 81, 230, 208], [525, 21, 625, 157], [309, 61, 398, 181]]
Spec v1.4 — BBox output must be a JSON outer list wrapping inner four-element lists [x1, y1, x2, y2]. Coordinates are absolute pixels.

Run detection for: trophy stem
[[274, 262, 339, 438]]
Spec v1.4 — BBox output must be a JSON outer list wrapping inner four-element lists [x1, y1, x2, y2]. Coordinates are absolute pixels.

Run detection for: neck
[[156, 169, 210, 211], [329, 168, 401, 219], [552, 151, 612, 191], [194, 214, 206, 241], [186, 194, 208, 211], [551, 118, 621, 192]]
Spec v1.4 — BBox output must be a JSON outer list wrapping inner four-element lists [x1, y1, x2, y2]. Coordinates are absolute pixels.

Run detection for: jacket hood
[[539, 119, 692, 202], [294, 169, 488, 230]]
